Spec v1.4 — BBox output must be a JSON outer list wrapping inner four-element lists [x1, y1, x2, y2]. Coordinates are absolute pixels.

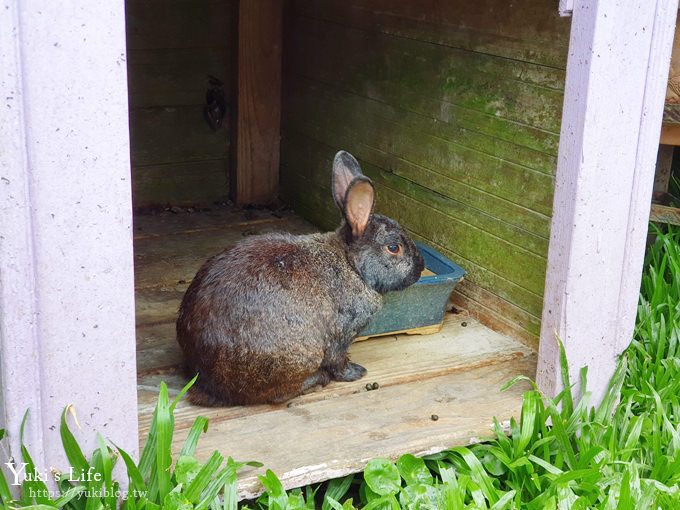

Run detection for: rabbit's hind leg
[[301, 369, 331, 392], [187, 383, 231, 407], [326, 360, 367, 382], [262, 369, 331, 404]]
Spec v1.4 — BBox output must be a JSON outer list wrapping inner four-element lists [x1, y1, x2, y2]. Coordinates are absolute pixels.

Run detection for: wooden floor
[[134, 206, 537, 500]]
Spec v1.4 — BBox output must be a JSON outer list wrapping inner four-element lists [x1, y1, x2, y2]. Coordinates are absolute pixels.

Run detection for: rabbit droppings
[[176, 151, 424, 406]]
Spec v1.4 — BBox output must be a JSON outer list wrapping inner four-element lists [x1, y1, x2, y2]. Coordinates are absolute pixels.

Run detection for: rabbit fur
[[176, 151, 424, 405]]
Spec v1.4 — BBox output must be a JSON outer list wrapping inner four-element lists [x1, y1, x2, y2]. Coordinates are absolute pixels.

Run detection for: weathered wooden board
[[163, 354, 536, 500], [132, 160, 229, 207], [290, 0, 570, 68], [280, 132, 552, 240], [650, 203, 680, 226], [453, 279, 541, 340], [134, 206, 293, 239], [660, 123, 680, 145], [653, 145, 674, 193], [129, 106, 230, 168], [127, 48, 231, 109], [284, 13, 564, 155], [282, 141, 550, 257], [137, 322, 184, 376], [286, 16, 565, 135], [126, 0, 233, 207], [451, 287, 539, 351], [134, 215, 317, 289], [137, 315, 533, 434], [135, 287, 186, 327], [283, 86, 556, 217], [282, 87, 555, 232], [126, 0, 233, 51]]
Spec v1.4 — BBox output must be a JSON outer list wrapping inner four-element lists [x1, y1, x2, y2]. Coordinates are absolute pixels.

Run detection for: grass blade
[[179, 416, 209, 458], [323, 475, 354, 510], [60, 406, 91, 478], [154, 383, 173, 504]]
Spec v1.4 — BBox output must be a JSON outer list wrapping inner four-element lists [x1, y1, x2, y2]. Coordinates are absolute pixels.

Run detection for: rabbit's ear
[[332, 151, 365, 208], [332, 151, 374, 238], [345, 180, 374, 238]]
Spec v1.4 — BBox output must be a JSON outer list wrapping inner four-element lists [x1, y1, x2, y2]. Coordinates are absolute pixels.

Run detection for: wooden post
[[0, 0, 138, 482], [654, 145, 674, 193], [231, 0, 283, 205], [537, 0, 678, 406]]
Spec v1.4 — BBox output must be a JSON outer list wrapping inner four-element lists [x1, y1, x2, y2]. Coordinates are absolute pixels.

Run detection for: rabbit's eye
[[386, 244, 401, 254]]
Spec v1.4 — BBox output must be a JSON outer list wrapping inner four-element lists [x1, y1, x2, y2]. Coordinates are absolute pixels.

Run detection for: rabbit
[[176, 150, 425, 406]]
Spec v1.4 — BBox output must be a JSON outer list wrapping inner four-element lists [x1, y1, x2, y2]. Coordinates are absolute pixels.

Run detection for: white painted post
[[0, 0, 138, 483], [559, 0, 573, 17], [537, 0, 678, 406]]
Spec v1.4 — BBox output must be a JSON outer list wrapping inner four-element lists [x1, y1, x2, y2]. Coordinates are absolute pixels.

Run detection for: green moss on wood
[[281, 0, 569, 340]]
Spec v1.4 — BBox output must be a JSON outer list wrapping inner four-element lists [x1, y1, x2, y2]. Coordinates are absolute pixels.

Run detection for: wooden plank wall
[[126, 0, 233, 208], [280, 0, 571, 349]]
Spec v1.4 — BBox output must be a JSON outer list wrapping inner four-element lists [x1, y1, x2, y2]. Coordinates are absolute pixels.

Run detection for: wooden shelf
[[134, 208, 536, 500], [650, 203, 680, 226]]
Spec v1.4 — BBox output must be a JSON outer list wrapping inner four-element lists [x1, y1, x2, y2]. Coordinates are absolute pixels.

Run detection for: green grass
[[1, 226, 679, 509], [0, 376, 262, 510]]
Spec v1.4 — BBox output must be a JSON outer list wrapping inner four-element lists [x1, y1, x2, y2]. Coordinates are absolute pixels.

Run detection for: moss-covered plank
[[286, 20, 561, 155], [283, 87, 555, 217], [287, 69, 560, 161], [435, 246, 545, 319], [129, 105, 230, 167], [290, 0, 570, 68], [358, 144, 552, 239], [127, 48, 231, 108], [451, 289, 539, 350], [376, 186, 547, 296], [290, 11, 565, 91], [453, 280, 541, 340], [286, 41, 560, 156], [282, 130, 549, 256], [289, 76, 557, 176], [286, 14, 565, 133], [132, 160, 229, 207], [126, 0, 233, 51], [364, 164, 549, 258]]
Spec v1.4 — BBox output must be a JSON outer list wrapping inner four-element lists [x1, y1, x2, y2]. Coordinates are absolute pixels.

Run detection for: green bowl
[[357, 241, 466, 339]]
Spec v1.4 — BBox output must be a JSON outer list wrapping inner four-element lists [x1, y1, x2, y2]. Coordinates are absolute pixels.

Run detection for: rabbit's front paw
[[330, 361, 367, 382]]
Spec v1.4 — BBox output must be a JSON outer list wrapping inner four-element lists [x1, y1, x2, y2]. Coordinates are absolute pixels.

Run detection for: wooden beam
[[231, 0, 282, 205], [650, 204, 680, 226], [654, 144, 674, 192], [537, 0, 678, 406], [0, 0, 138, 481], [660, 122, 680, 145]]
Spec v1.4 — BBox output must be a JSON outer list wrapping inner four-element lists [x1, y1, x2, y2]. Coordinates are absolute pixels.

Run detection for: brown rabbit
[[176, 151, 424, 405]]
